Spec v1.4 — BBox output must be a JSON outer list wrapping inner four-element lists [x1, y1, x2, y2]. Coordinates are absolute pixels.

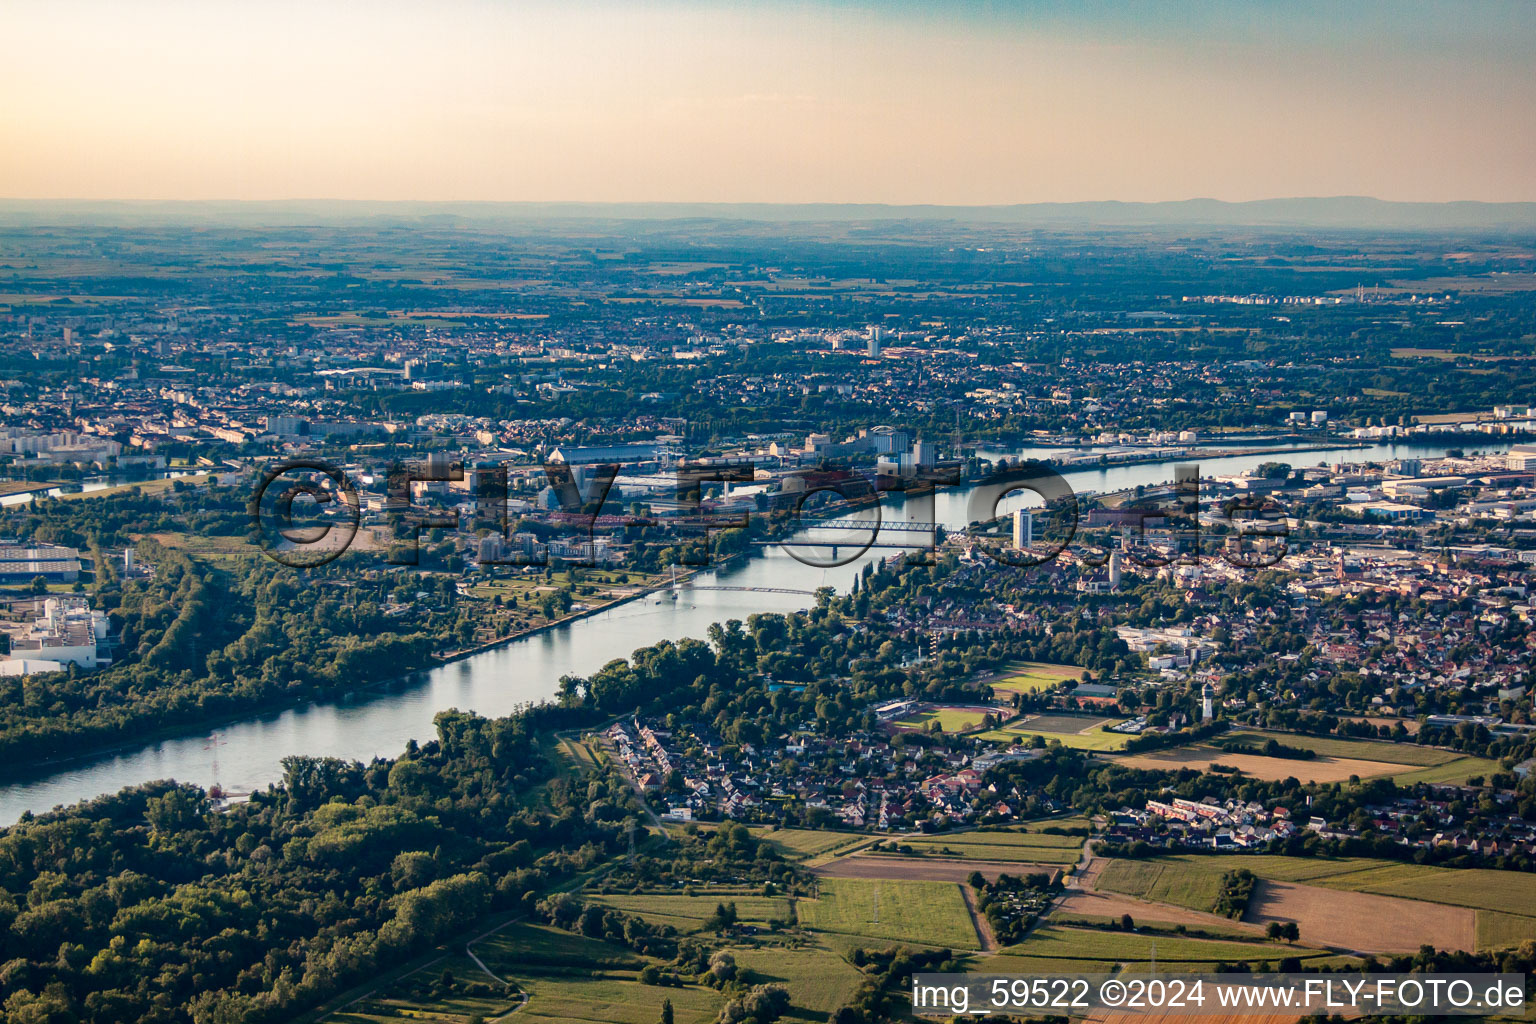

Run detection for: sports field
[[891, 704, 1006, 734], [796, 877, 982, 949], [985, 661, 1083, 696], [978, 713, 1131, 751]]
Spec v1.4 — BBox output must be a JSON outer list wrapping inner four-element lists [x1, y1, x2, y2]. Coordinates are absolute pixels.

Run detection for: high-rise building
[[1012, 509, 1033, 548], [1108, 550, 1122, 589], [866, 325, 884, 357]]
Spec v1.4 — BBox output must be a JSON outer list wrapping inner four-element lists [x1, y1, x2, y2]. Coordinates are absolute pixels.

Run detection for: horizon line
[[4, 195, 1536, 207]]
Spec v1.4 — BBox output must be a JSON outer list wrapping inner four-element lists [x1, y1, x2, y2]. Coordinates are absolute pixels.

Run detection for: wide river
[[0, 441, 1503, 823]]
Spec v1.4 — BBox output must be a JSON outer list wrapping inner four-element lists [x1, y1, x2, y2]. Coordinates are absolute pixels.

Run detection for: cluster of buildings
[[1, 596, 113, 676], [1108, 797, 1301, 849], [0, 545, 81, 585], [606, 715, 1057, 832], [1113, 790, 1536, 862]]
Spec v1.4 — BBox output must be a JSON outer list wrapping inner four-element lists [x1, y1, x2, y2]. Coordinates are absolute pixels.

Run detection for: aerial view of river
[[0, 439, 1500, 823]]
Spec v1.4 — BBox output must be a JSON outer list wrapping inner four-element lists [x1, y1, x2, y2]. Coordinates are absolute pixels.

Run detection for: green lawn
[[796, 878, 981, 950], [1225, 730, 1457, 767], [985, 661, 1083, 696], [891, 707, 1004, 733], [977, 725, 1131, 751]]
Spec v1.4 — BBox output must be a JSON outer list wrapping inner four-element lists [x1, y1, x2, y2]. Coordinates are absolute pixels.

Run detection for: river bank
[[0, 438, 1504, 825]]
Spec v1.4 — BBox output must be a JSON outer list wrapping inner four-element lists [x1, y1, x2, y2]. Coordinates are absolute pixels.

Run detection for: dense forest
[[0, 707, 594, 1023], [0, 548, 438, 766]]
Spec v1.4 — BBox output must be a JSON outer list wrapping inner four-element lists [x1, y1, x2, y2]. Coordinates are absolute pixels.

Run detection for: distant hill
[[2, 197, 1534, 231]]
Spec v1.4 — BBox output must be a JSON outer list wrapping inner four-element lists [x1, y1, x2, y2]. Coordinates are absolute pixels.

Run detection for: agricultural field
[[1389, 755, 1503, 786], [1112, 746, 1401, 782], [814, 853, 1031, 883], [1054, 889, 1262, 936], [1223, 730, 1457, 766], [977, 713, 1131, 751], [330, 924, 871, 1024], [1020, 815, 1093, 833], [468, 924, 721, 1024], [583, 892, 794, 933], [325, 954, 517, 1024], [1477, 911, 1536, 952], [884, 829, 1083, 865], [1003, 925, 1332, 965], [728, 946, 868, 1020], [474, 922, 644, 971], [679, 824, 866, 862], [757, 827, 869, 861], [1097, 855, 1536, 952], [1095, 858, 1227, 913], [515, 972, 724, 1024], [983, 660, 1083, 696], [1243, 878, 1475, 954], [796, 878, 982, 950], [1318, 862, 1536, 918], [138, 530, 264, 563]]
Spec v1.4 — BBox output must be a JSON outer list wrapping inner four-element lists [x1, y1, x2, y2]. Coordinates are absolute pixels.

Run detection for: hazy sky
[[3, 0, 1534, 203]]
